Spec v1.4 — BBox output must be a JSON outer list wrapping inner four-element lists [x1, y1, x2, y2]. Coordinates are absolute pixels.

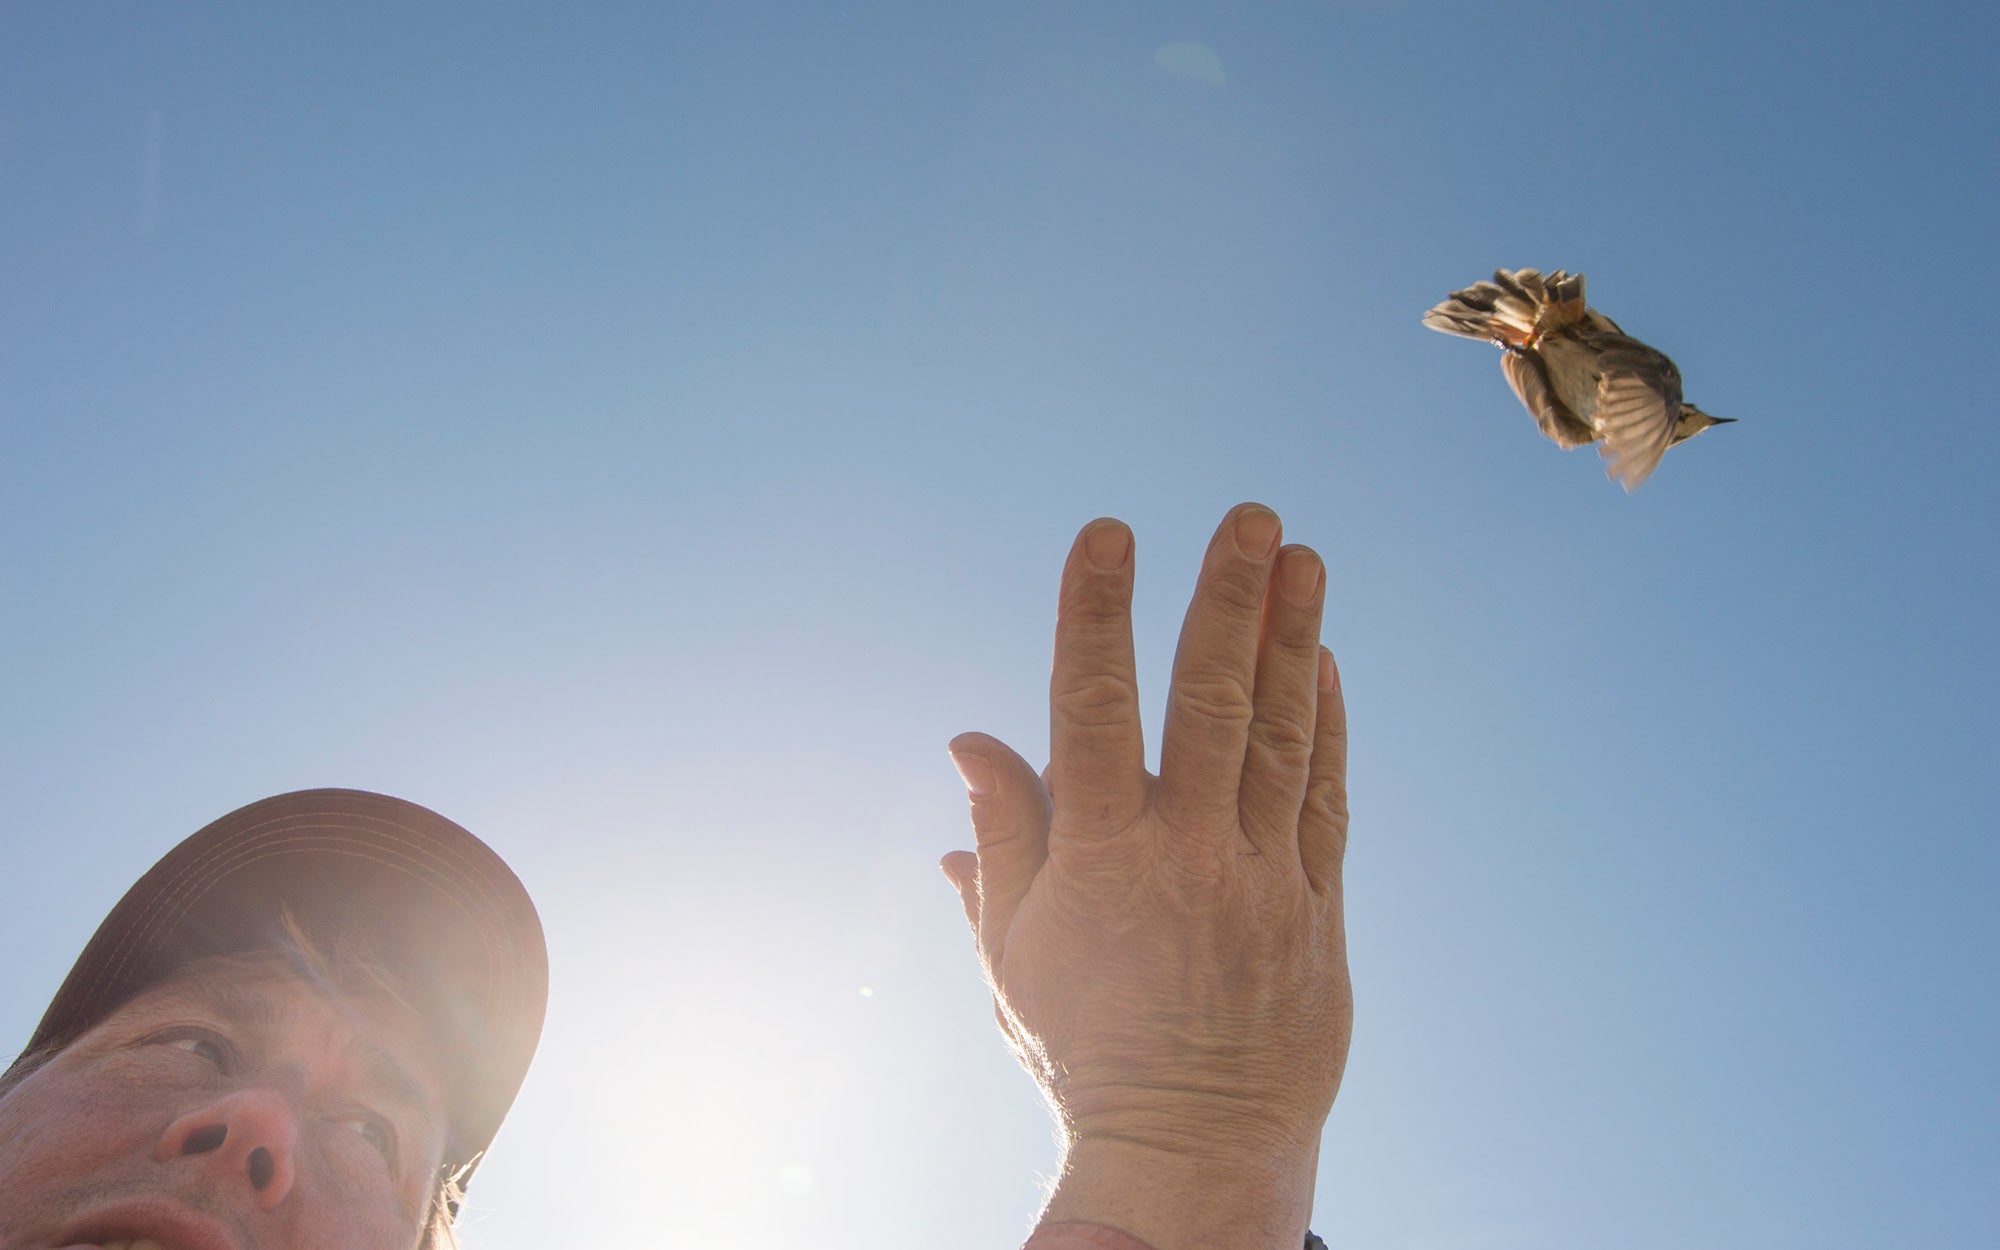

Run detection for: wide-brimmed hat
[[10, 788, 548, 1185]]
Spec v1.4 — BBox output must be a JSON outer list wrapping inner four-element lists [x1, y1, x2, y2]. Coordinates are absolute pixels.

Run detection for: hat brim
[[16, 789, 548, 1182]]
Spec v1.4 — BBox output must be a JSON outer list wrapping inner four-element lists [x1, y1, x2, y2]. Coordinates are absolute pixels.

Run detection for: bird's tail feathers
[[1423, 268, 1588, 344]]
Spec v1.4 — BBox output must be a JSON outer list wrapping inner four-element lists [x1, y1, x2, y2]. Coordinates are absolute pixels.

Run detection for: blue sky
[[3, 3, 1996, 1247]]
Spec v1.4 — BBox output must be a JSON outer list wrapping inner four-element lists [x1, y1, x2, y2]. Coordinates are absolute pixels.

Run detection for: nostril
[[181, 1124, 228, 1156], [247, 1146, 275, 1191]]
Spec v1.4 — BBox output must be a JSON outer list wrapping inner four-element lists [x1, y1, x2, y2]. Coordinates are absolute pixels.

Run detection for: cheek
[[0, 1055, 184, 1200], [308, 1133, 436, 1233]]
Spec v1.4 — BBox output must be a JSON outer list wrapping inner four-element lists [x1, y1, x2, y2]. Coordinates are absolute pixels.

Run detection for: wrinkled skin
[[0, 960, 448, 1250], [944, 504, 1353, 1250]]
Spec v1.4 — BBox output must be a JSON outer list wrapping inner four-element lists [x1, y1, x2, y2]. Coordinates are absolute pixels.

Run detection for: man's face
[[0, 958, 450, 1250]]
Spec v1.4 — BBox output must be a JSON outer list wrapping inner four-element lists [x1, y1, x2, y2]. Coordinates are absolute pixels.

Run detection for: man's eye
[[161, 1033, 231, 1070], [347, 1115, 398, 1166]]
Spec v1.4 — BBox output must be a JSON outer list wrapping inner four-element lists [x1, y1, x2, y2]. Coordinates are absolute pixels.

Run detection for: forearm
[[1034, 1133, 1320, 1250]]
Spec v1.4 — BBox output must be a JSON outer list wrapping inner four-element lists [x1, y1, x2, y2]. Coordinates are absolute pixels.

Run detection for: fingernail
[[1279, 547, 1323, 606], [1234, 506, 1280, 559], [1318, 646, 1338, 692], [1083, 520, 1131, 572], [950, 750, 996, 797]]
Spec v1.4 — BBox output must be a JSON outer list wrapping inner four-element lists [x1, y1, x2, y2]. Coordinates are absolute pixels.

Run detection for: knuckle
[[970, 811, 1033, 850], [1057, 583, 1132, 627], [1270, 625, 1325, 662], [1319, 722, 1349, 766], [1050, 671, 1139, 728], [1248, 713, 1315, 763], [1170, 675, 1255, 727], [1203, 567, 1270, 618], [1301, 778, 1351, 834]]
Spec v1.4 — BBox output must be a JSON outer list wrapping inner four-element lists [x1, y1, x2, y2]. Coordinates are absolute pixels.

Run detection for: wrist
[[1040, 1131, 1319, 1250]]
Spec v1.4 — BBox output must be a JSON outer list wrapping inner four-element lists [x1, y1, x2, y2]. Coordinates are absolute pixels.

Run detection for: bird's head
[[1670, 404, 1735, 446]]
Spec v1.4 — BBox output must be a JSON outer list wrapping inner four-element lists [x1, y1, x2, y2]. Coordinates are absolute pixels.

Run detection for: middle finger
[[1157, 503, 1283, 836]]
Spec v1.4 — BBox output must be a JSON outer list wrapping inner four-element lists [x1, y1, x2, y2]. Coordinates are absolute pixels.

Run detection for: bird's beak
[[1710, 417, 1738, 425]]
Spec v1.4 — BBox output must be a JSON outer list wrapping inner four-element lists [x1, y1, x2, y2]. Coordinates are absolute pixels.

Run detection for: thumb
[[939, 851, 981, 933], [947, 731, 1051, 945]]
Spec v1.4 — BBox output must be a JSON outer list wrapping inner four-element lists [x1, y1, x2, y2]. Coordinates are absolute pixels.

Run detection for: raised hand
[[944, 503, 1352, 1250]]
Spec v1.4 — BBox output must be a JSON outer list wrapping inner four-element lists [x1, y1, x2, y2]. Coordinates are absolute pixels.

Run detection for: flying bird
[[1424, 268, 1733, 491]]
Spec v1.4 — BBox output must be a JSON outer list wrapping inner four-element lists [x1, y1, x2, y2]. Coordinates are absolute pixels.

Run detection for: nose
[[156, 1087, 300, 1209]]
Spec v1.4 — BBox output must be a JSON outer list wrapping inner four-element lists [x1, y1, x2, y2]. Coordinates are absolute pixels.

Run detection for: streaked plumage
[[1424, 268, 1733, 491]]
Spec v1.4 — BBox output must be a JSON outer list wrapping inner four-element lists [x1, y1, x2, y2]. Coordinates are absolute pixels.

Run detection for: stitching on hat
[[89, 833, 514, 1022], [88, 804, 506, 984], [80, 806, 522, 1015], [92, 821, 503, 991]]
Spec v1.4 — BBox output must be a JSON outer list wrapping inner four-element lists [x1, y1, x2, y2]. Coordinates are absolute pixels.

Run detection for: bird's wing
[[1425, 268, 1593, 344], [1425, 270, 1545, 343], [1500, 347, 1597, 449], [1585, 336, 1683, 491]]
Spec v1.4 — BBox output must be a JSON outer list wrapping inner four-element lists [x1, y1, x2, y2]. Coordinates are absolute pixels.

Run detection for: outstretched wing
[[1585, 337, 1683, 491], [1500, 347, 1597, 449]]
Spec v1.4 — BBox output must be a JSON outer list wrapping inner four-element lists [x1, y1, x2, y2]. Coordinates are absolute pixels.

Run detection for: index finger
[[1046, 518, 1148, 839]]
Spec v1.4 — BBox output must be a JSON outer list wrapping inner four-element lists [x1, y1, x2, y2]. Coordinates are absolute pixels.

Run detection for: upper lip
[[58, 1199, 245, 1250]]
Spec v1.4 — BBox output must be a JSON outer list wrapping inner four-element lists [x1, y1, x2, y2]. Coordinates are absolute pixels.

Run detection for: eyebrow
[[142, 977, 441, 1120], [145, 978, 285, 1036], [351, 1038, 437, 1120]]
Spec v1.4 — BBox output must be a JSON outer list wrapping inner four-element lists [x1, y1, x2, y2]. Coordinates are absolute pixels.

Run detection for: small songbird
[[1424, 268, 1734, 491]]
